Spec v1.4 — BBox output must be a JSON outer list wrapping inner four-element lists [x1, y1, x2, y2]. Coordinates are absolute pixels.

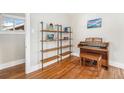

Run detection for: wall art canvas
[[87, 18, 102, 28]]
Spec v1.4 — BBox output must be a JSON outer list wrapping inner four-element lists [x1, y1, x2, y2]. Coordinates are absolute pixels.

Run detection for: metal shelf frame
[[40, 22, 72, 70]]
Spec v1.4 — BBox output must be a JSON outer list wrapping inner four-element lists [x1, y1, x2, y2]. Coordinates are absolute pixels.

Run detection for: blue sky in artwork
[[87, 18, 102, 28]]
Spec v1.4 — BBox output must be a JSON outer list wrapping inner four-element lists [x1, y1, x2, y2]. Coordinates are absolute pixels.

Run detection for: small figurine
[[64, 27, 69, 32], [49, 23, 53, 30]]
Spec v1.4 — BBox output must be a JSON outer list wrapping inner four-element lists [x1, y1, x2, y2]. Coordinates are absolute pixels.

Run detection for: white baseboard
[[29, 52, 124, 73], [29, 60, 58, 73], [29, 64, 42, 73], [72, 53, 79, 57], [0, 59, 25, 70], [72, 52, 124, 69], [29, 55, 71, 73], [109, 61, 124, 69], [29, 61, 124, 74]]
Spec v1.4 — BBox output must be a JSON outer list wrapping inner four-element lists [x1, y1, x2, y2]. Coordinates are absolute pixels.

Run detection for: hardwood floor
[[0, 63, 25, 79], [0, 56, 124, 79]]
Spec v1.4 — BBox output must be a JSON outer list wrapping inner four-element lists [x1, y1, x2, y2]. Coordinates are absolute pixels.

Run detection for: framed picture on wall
[[87, 18, 102, 29]]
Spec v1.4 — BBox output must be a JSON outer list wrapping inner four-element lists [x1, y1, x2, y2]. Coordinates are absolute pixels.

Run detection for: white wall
[[0, 13, 25, 70], [30, 13, 70, 69], [5, 13, 25, 17], [0, 34, 25, 69], [69, 13, 124, 68], [29, 13, 124, 72]]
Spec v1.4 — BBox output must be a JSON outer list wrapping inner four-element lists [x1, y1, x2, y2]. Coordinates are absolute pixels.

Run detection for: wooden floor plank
[[0, 56, 124, 79]]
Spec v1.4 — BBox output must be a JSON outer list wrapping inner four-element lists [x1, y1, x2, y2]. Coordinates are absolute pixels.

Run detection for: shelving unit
[[41, 45, 72, 53], [40, 22, 72, 70]]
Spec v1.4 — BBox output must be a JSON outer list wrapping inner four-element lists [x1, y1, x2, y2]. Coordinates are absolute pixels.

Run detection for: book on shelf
[[46, 34, 55, 40]]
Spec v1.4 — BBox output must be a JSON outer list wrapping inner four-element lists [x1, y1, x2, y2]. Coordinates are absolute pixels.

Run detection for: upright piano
[[78, 37, 109, 69]]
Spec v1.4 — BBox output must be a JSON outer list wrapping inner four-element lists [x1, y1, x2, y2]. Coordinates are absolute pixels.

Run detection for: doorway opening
[[0, 13, 26, 78]]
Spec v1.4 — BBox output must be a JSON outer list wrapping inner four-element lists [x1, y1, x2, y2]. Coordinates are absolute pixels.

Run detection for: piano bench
[[80, 52, 102, 76]]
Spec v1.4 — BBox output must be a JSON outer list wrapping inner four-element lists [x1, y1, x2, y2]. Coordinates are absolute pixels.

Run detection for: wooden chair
[[80, 52, 102, 76]]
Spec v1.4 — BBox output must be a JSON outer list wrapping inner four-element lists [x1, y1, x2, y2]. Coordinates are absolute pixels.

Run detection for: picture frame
[[87, 18, 102, 29]]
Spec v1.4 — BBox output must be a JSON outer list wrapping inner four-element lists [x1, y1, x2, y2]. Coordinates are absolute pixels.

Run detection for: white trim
[[28, 60, 124, 74], [25, 13, 31, 74], [0, 59, 25, 70], [29, 55, 73, 73], [1, 14, 25, 20], [1, 23, 24, 31], [109, 61, 124, 69], [72, 52, 79, 57], [0, 14, 25, 32], [29, 64, 42, 73], [0, 31, 25, 34], [29, 60, 57, 73], [72, 52, 124, 70]]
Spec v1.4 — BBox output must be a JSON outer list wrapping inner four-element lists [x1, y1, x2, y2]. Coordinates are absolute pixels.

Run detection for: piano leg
[[83, 58, 85, 66], [105, 66, 108, 70], [80, 58, 85, 66], [102, 66, 108, 70], [80, 58, 82, 66]]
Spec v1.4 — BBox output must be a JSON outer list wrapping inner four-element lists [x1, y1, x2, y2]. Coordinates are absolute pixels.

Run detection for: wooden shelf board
[[61, 45, 71, 48], [41, 55, 60, 64], [41, 30, 72, 33], [60, 39, 72, 41], [41, 51, 72, 64], [41, 30, 58, 32], [41, 39, 72, 42], [60, 51, 72, 56], [41, 45, 72, 52], [42, 47, 59, 52], [41, 40, 58, 42], [60, 31, 72, 33]]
